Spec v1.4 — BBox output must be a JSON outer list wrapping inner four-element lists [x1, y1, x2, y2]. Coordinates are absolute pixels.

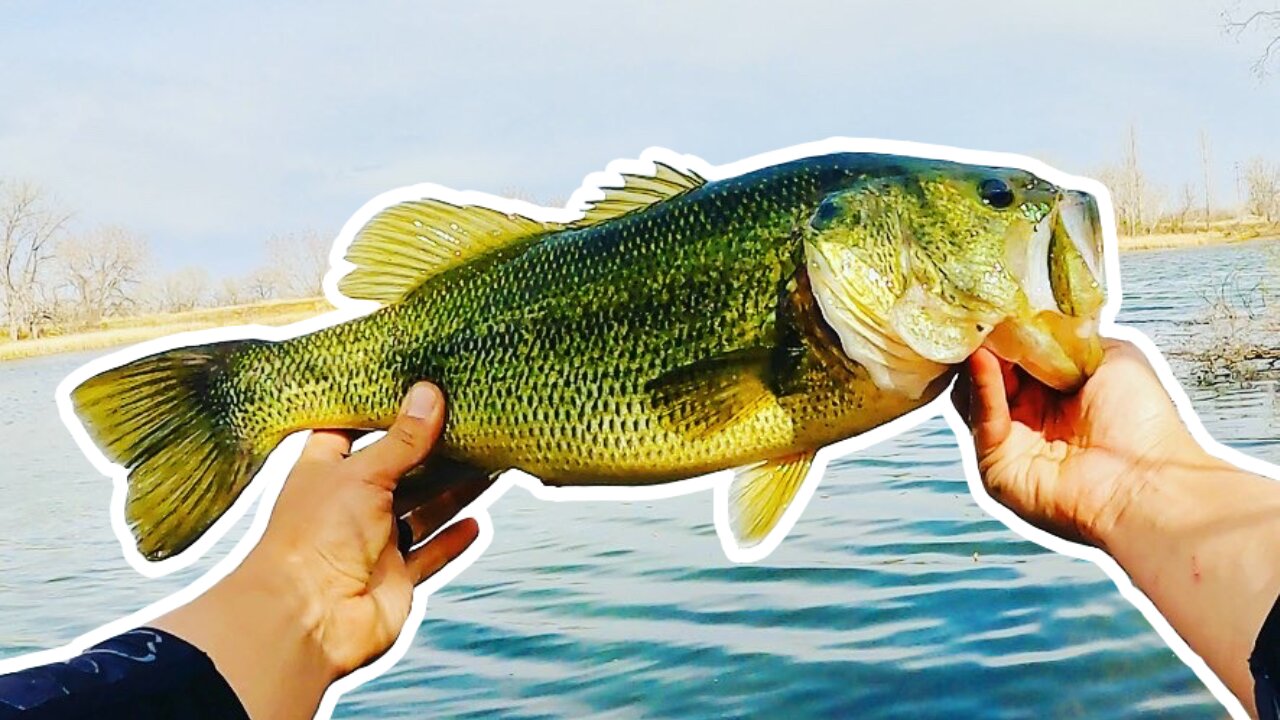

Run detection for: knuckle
[[388, 423, 423, 451]]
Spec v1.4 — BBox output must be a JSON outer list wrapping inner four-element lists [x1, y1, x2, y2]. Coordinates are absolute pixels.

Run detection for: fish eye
[[979, 178, 1015, 209]]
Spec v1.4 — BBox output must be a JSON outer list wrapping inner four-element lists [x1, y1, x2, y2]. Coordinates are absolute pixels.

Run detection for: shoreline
[[1118, 229, 1279, 252], [0, 298, 331, 363], [3, 228, 1276, 364]]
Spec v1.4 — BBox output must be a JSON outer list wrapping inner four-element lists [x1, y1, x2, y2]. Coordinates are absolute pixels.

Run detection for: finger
[[393, 458, 492, 516], [968, 348, 1012, 453], [347, 383, 445, 490], [405, 518, 480, 585], [299, 429, 358, 463], [998, 358, 1021, 400], [395, 516, 414, 557], [399, 474, 496, 543]]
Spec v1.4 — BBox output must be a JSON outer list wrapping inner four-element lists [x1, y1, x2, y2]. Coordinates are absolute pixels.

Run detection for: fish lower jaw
[[980, 312, 1102, 392]]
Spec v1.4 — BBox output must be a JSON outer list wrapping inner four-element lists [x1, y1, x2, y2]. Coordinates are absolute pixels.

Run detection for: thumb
[[349, 383, 444, 490]]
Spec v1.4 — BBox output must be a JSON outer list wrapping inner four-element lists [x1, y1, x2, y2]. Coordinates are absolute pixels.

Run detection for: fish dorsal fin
[[729, 451, 816, 547], [338, 199, 563, 303], [572, 161, 707, 228]]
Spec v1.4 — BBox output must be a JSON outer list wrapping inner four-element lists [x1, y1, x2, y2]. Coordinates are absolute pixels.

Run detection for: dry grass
[[0, 297, 332, 362], [1119, 220, 1280, 252], [1118, 231, 1241, 251], [1167, 245, 1280, 385]]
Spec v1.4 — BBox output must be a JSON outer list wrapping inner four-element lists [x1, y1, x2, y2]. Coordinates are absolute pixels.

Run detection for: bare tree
[[1097, 125, 1164, 235], [1172, 182, 1197, 231], [1200, 129, 1213, 229], [265, 230, 330, 298], [1224, 6, 1280, 77], [142, 266, 211, 313], [0, 182, 70, 340], [1244, 157, 1280, 222], [58, 226, 149, 325], [244, 267, 280, 302], [217, 276, 251, 307]]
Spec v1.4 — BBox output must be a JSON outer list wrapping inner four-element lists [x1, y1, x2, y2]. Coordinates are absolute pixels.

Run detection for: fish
[[68, 147, 1108, 561]]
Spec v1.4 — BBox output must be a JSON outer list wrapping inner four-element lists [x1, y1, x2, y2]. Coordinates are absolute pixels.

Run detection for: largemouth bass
[[69, 146, 1108, 560]]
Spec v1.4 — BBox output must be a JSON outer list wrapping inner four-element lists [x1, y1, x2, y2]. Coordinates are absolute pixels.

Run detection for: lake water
[[1, 240, 1278, 718]]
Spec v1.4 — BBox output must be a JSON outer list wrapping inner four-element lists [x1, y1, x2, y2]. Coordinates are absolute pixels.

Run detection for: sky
[[2, 1, 1278, 276]]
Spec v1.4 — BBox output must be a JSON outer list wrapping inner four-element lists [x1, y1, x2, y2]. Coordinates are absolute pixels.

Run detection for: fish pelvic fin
[[71, 340, 274, 560], [728, 450, 816, 547], [339, 199, 563, 304]]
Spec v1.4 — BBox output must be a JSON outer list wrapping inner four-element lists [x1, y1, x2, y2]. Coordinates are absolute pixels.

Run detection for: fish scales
[[70, 150, 1108, 559], [229, 158, 911, 481]]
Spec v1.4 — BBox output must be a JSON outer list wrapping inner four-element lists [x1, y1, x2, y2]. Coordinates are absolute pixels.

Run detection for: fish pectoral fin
[[571, 160, 707, 228], [645, 347, 776, 440], [338, 199, 563, 304], [728, 451, 816, 547]]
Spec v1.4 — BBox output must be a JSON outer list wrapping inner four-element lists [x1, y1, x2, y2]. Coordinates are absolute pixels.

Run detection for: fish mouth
[[981, 190, 1106, 392]]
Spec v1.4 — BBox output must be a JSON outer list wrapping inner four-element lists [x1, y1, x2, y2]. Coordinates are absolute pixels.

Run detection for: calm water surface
[[1, 240, 1277, 718]]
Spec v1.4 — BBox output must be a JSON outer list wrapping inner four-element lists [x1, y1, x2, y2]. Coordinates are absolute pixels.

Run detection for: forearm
[[0, 628, 248, 719], [151, 553, 336, 720], [1100, 450, 1280, 714]]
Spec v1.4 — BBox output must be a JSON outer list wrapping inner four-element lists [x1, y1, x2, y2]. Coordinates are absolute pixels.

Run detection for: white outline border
[[0, 136, 1266, 718]]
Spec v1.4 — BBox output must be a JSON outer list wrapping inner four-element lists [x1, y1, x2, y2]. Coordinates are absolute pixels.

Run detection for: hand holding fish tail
[[152, 383, 486, 720]]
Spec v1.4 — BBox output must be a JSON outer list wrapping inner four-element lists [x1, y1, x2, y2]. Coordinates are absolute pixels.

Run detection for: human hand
[[154, 382, 492, 719], [248, 382, 491, 676], [952, 338, 1203, 547]]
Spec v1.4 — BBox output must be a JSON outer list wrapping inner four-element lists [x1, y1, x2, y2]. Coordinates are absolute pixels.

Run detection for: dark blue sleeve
[[0, 627, 248, 719], [1254, 594, 1280, 720]]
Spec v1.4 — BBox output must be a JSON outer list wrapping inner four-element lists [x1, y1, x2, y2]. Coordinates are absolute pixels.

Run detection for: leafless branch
[[1224, 7, 1280, 77]]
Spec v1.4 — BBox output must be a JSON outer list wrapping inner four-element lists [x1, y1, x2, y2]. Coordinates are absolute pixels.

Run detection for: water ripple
[[4, 242, 1278, 717]]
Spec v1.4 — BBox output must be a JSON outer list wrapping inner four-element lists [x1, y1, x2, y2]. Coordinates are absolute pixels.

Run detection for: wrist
[[1093, 444, 1264, 554], [1087, 443, 1225, 553], [229, 547, 341, 682], [154, 551, 338, 719]]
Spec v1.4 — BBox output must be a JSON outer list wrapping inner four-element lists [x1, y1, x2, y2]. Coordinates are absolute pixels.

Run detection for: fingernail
[[403, 384, 436, 419]]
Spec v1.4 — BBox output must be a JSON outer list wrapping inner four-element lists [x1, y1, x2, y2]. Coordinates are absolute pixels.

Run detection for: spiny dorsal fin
[[338, 199, 563, 303], [729, 451, 815, 547], [572, 161, 707, 228]]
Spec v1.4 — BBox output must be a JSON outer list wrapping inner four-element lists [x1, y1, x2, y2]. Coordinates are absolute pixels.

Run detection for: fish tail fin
[[71, 339, 275, 560]]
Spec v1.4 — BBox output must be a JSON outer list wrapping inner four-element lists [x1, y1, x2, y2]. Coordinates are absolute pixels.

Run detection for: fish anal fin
[[572, 161, 707, 228], [729, 451, 816, 547], [338, 199, 563, 303], [645, 347, 775, 440]]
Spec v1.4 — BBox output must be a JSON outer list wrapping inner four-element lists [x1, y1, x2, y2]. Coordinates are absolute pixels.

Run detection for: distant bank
[[1118, 223, 1280, 252], [1120, 231, 1252, 251], [0, 298, 331, 362], [3, 227, 1277, 363]]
